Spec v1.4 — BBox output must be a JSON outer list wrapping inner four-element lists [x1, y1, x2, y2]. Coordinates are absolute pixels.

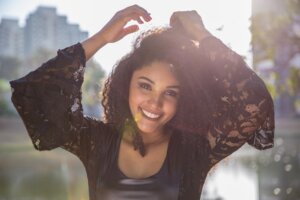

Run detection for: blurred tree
[[0, 79, 15, 115], [82, 59, 106, 118], [251, 0, 300, 117], [0, 47, 106, 117], [0, 56, 20, 80], [0, 56, 21, 116], [251, 1, 300, 198], [24, 47, 106, 118], [0, 56, 21, 115], [24, 47, 56, 74]]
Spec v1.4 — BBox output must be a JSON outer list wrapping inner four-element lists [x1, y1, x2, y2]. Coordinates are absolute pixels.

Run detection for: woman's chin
[[136, 123, 162, 136]]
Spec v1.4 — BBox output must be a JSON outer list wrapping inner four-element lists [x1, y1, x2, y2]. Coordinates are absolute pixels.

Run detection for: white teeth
[[141, 109, 160, 119]]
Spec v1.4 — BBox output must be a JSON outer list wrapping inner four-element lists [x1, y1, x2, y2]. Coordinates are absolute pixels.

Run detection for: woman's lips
[[140, 107, 161, 120]]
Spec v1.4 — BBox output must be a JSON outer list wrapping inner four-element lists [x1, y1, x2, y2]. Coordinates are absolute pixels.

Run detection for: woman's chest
[[117, 139, 170, 179], [97, 146, 181, 200]]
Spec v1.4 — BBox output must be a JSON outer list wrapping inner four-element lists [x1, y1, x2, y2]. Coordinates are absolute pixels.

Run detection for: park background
[[0, 0, 299, 199]]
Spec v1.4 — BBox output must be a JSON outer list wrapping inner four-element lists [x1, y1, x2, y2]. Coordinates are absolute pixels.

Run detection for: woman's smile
[[140, 107, 162, 120]]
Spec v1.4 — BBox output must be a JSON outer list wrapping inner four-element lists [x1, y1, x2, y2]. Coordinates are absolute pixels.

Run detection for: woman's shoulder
[[169, 130, 210, 160], [83, 116, 119, 141], [84, 115, 116, 132]]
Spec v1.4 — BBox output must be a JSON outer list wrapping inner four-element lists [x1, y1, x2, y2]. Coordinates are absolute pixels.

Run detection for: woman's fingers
[[123, 13, 147, 25], [100, 5, 152, 43], [122, 25, 139, 35], [81, 5, 151, 60], [118, 5, 151, 36], [124, 4, 152, 22], [121, 5, 152, 25]]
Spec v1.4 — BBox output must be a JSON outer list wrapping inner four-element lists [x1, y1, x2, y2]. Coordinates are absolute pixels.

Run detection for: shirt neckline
[[115, 133, 173, 180]]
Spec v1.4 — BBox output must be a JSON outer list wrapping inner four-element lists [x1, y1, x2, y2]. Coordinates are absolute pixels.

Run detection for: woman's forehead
[[132, 61, 180, 85]]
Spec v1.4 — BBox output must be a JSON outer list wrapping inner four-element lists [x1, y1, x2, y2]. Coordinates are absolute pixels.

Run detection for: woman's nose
[[148, 92, 163, 108]]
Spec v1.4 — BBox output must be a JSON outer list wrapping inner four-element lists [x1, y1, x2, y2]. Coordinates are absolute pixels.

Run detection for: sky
[[0, 0, 253, 75]]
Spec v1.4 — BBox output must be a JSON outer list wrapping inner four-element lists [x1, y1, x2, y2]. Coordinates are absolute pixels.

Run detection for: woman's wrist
[[81, 31, 108, 61]]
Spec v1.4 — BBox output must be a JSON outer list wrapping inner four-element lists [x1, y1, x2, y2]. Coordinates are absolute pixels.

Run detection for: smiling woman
[[9, 4, 274, 200]]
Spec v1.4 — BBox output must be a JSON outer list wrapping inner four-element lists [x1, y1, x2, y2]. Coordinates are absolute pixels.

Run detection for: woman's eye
[[165, 90, 178, 98], [138, 82, 151, 91]]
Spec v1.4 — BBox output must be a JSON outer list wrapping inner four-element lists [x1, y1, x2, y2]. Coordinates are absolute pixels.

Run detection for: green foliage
[[284, 0, 300, 14], [0, 79, 16, 116], [250, 12, 290, 64], [0, 47, 106, 116], [287, 67, 300, 96], [0, 101, 14, 116], [25, 48, 56, 72], [251, 0, 300, 117], [265, 82, 277, 100], [0, 79, 10, 91], [0, 48, 57, 116], [250, 0, 300, 65], [0, 56, 21, 80], [82, 59, 106, 106]]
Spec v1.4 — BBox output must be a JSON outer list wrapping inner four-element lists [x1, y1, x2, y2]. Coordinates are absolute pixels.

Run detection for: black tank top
[[96, 134, 181, 200]]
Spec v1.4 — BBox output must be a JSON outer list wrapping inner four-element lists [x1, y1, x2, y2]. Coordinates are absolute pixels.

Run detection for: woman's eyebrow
[[167, 85, 180, 89], [138, 76, 180, 89], [138, 76, 154, 84]]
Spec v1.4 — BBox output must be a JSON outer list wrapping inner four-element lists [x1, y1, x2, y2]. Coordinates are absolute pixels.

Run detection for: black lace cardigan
[[10, 36, 274, 200]]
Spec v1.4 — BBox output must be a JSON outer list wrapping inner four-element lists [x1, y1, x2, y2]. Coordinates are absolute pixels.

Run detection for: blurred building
[[0, 6, 97, 117], [0, 6, 88, 59], [0, 18, 24, 58]]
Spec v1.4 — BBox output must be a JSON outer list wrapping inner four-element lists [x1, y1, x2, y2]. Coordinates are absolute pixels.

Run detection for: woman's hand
[[100, 5, 152, 43], [82, 5, 152, 60], [170, 11, 211, 42]]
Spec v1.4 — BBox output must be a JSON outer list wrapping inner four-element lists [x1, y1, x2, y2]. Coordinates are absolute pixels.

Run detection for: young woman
[[10, 5, 274, 200]]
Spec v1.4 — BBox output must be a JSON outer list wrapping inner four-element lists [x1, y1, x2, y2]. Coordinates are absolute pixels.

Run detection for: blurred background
[[0, 0, 299, 199]]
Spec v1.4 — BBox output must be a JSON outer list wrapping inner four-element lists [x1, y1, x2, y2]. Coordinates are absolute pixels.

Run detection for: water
[[0, 147, 88, 200], [202, 118, 300, 200], [0, 117, 89, 200], [202, 146, 259, 200]]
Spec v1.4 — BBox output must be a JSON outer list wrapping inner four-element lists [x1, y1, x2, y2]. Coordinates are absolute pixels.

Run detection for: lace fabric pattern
[[198, 37, 274, 168], [10, 37, 274, 200]]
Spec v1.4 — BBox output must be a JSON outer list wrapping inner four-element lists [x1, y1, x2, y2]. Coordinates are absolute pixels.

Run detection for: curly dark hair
[[101, 27, 217, 155]]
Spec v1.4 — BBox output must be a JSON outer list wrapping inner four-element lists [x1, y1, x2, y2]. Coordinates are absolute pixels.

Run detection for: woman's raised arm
[[10, 5, 152, 163], [170, 11, 274, 169], [82, 5, 151, 60]]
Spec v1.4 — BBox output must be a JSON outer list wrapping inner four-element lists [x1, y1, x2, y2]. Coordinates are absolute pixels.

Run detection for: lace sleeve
[[9, 43, 104, 163], [198, 37, 275, 168]]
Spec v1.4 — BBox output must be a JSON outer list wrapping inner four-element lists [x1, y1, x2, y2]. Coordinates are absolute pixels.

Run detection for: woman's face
[[129, 61, 180, 136]]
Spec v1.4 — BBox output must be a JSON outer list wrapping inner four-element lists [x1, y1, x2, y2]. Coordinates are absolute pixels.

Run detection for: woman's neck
[[122, 129, 171, 148]]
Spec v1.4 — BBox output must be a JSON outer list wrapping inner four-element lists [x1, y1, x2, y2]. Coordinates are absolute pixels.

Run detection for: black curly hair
[[101, 27, 217, 156]]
